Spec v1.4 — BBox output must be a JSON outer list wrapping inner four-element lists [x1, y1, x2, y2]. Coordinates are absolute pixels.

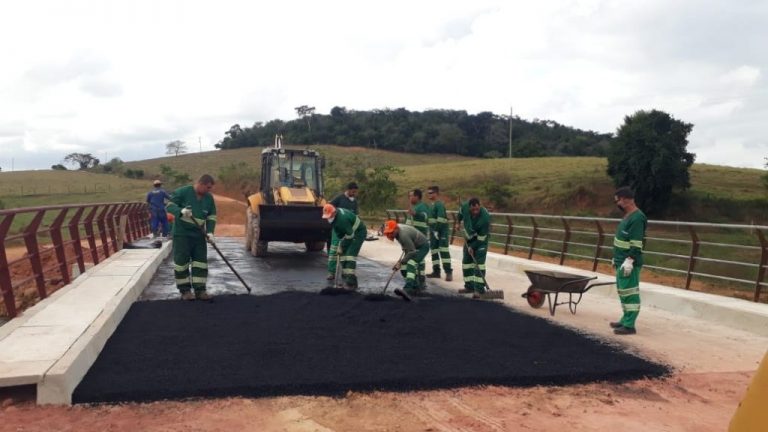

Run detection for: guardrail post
[[504, 215, 514, 255], [560, 217, 571, 265], [685, 226, 700, 290], [68, 207, 87, 275], [83, 206, 100, 264], [24, 210, 48, 299], [528, 216, 539, 260], [593, 219, 604, 272], [755, 229, 767, 302], [450, 213, 458, 245], [104, 204, 120, 253], [96, 206, 110, 258], [0, 214, 17, 317], [48, 208, 71, 285]]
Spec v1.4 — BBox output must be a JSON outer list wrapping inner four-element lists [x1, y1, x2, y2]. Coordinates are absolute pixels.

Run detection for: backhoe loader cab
[[245, 140, 330, 257]]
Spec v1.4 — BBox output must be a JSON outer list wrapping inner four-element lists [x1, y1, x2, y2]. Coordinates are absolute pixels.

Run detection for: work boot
[[195, 291, 213, 301], [393, 288, 412, 301], [344, 280, 358, 291], [426, 270, 441, 279], [444, 271, 453, 282], [609, 321, 623, 329], [419, 276, 427, 288], [613, 326, 636, 335], [181, 291, 195, 301], [458, 286, 472, 294]]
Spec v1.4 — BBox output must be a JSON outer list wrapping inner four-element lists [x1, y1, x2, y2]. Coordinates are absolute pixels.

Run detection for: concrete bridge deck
[[0, 235, 765, 405]]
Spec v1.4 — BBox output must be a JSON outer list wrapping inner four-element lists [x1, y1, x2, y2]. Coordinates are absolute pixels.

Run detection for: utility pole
[[508, 106, 513, 158], [198, 136, 202, 152]]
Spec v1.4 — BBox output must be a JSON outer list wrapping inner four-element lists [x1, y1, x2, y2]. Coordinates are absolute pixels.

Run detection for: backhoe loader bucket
[[258, 205, 331, 243]]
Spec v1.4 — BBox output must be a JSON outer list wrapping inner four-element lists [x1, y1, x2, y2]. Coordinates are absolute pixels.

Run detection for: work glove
[[181, 207, 193, 218], [620, 258, 634, 277], [206, 233, 215, 244]]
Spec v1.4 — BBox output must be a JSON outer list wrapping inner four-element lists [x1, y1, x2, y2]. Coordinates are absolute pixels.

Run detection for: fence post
[[83, 206, 100, 264], [528, 216, 539, 260], [560, 217, 571, 265], [504, 215, 514, 255], [593, 219, 604, 272], [105, 204, 120, 253], [48, 208, 71, 285], [685, 225, 700, 290], [0, 214, 17, 317], [68, 206, 87, 275], [754, 229, 768, 302], [96, 206, 111, 258], [450, 213, 458, 245], [23, 210, 48, 299]]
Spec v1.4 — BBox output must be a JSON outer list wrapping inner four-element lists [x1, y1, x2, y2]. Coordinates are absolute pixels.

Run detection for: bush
[[218, 162, 259, 193]]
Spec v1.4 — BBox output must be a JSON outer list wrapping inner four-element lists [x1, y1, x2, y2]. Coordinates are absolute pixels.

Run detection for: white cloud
[[0, 0, 767, 170]]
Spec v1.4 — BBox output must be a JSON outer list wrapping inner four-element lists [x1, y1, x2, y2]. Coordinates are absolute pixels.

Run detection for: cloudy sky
[[0, 0, 766, 170]]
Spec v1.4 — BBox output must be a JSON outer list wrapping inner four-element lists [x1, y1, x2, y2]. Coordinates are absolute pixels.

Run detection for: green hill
[[3, 146, 765, 224]]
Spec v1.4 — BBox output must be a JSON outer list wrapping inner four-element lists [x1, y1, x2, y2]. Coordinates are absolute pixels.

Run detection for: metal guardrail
[[0, 202, 150, 318], [385, 209, 768, 303]]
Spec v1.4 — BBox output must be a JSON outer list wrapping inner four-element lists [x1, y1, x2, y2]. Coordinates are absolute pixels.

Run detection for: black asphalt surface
[[73, 238, 669, 404]]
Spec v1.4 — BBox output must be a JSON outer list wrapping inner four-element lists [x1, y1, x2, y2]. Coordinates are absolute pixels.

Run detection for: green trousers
[[462, 244, 488, 293], [339, 226, 367, 285], [429, 225, 452, 274], [616, 266, 641, 328], [327, 230, 340, 276], [173, 235, 208, 293], [400, 243, 430, 291]]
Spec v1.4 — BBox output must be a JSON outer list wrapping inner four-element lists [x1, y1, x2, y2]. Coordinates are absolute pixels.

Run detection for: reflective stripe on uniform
[[618, 287, 640, 297], [191, 261, 208, 269], [175, 277, 191, 285], [207, 215, 217, 221], [191, 276, 207, 284], [622, 303, 641, 312], [629, 240, 644, 249], [342, 268, 356, 275], [174, 264, 188, 272], [614, 238, 630, 249]]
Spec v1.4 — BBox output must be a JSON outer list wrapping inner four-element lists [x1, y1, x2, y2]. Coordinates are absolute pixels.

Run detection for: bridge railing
[[0, 202, 150, 318], [385, 209, 768, 303]]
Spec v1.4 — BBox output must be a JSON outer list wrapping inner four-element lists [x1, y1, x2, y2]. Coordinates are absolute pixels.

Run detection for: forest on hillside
[[215, 107, 612, 158]]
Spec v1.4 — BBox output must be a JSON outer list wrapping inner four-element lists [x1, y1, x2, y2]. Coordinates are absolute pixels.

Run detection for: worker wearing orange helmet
[[322, 203, 367, 290], [383, 220, 430, 298]]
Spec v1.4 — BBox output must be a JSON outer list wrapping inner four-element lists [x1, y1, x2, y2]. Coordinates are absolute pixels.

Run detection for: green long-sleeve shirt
[[428, 200, 449, 230], [406, 201, 430, 235], [166, 185, 217, 237], [459, 203, 490, 249], [395, 224, 428, 263], [613, 209, 647, 267], [331, 208, 367, 249], [330, 193, 358, 214]]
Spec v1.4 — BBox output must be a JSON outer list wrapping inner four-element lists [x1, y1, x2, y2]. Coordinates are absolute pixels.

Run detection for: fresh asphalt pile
[[73, 290, 670, 404]]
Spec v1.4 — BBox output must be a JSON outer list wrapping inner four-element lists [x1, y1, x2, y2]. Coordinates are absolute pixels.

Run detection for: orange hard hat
[[322, 203, 337, 219], [383, 220, 398, 235]]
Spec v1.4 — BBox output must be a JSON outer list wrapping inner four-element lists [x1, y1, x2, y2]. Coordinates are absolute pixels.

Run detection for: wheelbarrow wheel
[[525, 286, 545, 308]]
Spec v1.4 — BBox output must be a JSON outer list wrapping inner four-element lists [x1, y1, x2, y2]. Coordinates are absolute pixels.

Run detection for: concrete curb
[[448, 245, 768, 337], [36, 241, 172, 405]]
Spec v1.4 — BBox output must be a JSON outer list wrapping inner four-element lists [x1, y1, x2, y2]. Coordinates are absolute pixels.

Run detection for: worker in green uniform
[[322, 203, 367, 290], [405, 189, 430, 288], [425, 185, 453, 281], [458, 197, 492, 299], [166, 174, 217, 301], [383, 220, 430, 298], [610, 187, 647, 335], [326, 182, 359, 283]]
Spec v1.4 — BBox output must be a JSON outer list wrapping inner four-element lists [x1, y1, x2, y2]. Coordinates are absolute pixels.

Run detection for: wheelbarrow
[[521, 270, 614, 316]]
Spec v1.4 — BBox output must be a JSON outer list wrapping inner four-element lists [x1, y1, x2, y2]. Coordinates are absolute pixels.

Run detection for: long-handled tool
[[189, 212, 252, 293], [364, 252, 407, 302], [320, 244, 354, 295], [468, 246, 504, 300]]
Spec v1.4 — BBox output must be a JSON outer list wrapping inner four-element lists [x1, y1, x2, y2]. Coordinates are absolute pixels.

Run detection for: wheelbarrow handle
[[558, 276, 596, 292], [582, 281, 616, 293]]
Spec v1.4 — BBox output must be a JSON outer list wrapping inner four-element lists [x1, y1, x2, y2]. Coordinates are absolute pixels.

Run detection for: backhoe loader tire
[[246, 207, 268, 257]]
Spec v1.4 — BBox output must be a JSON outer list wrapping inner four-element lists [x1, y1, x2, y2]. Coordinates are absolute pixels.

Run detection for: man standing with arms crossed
[[405, 189, 430, 289], [146, 179, 171, 238], [610, 186, 647, 335], [166, 174, 217, 301], [426, 185, 453, 281], [326, 182, 359, 285]]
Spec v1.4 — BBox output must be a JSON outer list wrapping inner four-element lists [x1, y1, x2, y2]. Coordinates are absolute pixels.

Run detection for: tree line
[[215, 107, 612, 158]]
